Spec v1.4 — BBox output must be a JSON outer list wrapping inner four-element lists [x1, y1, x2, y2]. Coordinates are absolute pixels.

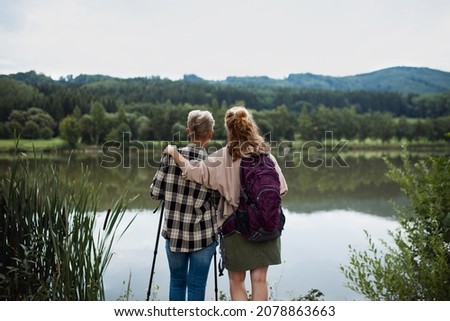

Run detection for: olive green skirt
[[222, 232, 281, 271]]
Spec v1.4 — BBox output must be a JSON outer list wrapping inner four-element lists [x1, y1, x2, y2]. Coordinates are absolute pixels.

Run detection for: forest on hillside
[[0, 71, 449, 145]]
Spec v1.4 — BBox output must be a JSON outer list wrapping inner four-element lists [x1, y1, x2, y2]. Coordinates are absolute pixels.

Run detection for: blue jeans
[[165, 240, 217, 301]]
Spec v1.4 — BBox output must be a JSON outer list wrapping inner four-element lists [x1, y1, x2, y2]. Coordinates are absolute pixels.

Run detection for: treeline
[[0, 71, 449, 145]]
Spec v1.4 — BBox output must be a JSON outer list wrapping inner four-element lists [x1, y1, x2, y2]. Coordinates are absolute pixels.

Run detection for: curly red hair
[[225, 106, 269, 161]]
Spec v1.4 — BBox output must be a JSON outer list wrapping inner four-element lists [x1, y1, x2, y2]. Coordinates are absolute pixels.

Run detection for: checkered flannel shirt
[[150, 144, 220, 252]]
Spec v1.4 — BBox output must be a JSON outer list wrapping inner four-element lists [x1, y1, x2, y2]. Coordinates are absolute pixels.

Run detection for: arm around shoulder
[[165, 144, 221, 190]]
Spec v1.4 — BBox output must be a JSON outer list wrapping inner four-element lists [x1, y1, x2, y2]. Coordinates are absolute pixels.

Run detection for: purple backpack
[[221, 153, 285, 242]]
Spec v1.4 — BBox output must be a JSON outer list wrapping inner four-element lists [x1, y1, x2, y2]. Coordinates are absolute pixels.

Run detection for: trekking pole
[[214, 250, 218, 301], [146, 200, 164, 301]]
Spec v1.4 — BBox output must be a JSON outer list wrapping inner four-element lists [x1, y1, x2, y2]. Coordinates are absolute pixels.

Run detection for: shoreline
[[0, 138, 448, 154]]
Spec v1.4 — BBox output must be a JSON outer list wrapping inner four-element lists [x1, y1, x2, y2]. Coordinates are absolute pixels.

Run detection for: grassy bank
[[291, 137, 449, 152], [0, 138, 68, 152], [0, 137, 448, 153]]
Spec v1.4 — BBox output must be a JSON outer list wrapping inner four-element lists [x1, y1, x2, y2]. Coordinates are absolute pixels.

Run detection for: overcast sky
[[1, 0, 450, 80]]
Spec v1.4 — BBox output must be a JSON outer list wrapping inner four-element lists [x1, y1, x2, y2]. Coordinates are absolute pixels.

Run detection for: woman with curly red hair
[[166, 106, 288, 301]]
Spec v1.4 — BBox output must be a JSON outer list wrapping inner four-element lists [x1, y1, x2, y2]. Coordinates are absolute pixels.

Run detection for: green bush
[[340, 148, 450, 300], [0, 144, 136, 300]]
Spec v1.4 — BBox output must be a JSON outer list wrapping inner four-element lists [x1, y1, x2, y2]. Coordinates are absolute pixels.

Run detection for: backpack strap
[[239, 155, 259, 213], [239, 161, 249, 202]]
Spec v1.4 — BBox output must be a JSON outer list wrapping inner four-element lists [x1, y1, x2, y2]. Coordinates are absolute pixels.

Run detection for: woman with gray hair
[[150, 110, 220, 301]]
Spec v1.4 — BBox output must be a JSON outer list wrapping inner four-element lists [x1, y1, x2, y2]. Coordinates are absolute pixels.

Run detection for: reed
[[0, 143, 136, 300]]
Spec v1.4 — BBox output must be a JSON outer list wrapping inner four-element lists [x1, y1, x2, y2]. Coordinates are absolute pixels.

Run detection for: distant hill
[[219, 67, 450, 93], [2, 66, 450, 94]]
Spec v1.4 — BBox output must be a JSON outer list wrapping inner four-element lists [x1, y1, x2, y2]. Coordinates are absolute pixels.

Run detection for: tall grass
[[0, 144, 136, 300]]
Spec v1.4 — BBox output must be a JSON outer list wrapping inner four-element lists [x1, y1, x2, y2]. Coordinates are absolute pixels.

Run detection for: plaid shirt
[[150, 144, 219, 252]]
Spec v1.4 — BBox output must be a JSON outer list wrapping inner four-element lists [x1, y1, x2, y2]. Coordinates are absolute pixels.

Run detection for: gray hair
[[187, 110, 215, 140]]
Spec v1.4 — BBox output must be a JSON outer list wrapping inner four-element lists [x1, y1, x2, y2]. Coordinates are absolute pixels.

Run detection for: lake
[[0, 148, 440, 301]]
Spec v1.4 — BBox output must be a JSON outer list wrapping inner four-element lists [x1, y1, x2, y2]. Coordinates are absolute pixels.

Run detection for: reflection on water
[[0, 150, 409, 216], [0, 150, 437, 300], [116, 151, 406, 218], [282, 155, 406, 217]]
